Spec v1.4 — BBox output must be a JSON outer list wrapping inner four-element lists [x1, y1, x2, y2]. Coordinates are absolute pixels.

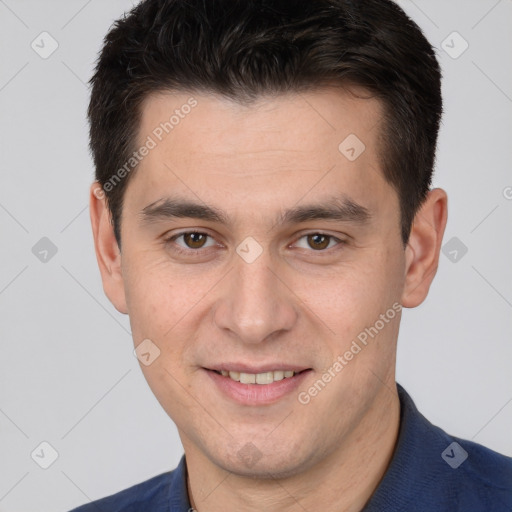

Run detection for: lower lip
[[205, 369, 312, 405]]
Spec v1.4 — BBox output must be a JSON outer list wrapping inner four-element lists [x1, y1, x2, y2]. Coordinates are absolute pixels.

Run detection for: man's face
[[112, 88, 409, 476]]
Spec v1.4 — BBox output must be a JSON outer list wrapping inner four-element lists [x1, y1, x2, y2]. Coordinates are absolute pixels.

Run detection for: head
[[89, 0, 447, 480]]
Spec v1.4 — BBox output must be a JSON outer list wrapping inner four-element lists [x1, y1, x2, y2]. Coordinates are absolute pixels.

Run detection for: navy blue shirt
[[69, 383, 512, 511]]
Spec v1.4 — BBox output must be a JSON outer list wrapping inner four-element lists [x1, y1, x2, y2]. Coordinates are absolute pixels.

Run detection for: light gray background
[[0, 1, 511, 510]]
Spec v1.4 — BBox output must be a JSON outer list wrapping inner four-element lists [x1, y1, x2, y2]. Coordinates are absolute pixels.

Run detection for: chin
[[207, 435, 319, 480]]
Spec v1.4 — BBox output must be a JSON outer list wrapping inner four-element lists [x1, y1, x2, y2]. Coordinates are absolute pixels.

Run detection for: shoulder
[[449, 436, 512, 509], [68, 471, 173, 512], [370, 384, 512, 511], [67, 455, 192, 512]]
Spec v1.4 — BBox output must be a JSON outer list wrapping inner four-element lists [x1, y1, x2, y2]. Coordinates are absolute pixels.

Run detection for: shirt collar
[[362, 382, 456, 511]]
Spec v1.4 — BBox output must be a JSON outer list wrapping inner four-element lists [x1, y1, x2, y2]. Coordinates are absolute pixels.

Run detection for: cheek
[[122, 252, 216, 367], [122, 253, 183, 341], [303, 248, 403, 348]]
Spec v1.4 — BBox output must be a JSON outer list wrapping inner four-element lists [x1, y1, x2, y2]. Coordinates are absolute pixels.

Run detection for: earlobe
[[89, 182, 128, 314], [401, 188, 448, 308]]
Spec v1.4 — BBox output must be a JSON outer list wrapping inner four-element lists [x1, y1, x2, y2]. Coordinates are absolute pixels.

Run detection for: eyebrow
[[140, 194, 371, 228]]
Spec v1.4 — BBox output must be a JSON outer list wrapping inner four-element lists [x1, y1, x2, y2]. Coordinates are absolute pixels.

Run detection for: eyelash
[[163, 231, 345, 257]]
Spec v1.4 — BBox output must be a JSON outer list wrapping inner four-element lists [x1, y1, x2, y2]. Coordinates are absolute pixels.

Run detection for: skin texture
[[90, 88, 447, 512]]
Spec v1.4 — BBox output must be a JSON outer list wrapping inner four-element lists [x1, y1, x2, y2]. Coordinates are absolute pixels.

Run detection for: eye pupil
[[178, 232, 336, 253], [308, 234, 330, 250], [184, 232, 207, 248]]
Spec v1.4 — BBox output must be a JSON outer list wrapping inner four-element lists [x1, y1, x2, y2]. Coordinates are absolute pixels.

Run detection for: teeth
[[220, 370, 298, 384], [240, 372, 256, 384], [228, 371, 240, 381], [273, 370, 284, 381], [256, 372, 273, 384]]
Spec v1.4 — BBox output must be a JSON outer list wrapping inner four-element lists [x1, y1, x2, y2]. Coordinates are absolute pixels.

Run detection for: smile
[[205, 367, 312, 405], [214, 369, 299, 385]]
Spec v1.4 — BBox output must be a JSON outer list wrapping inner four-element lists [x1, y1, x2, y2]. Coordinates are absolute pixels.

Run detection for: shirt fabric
[[69, 383, 512, 511]]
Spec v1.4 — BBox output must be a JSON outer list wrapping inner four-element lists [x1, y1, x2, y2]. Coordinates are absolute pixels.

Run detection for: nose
[[213, 248, 298, 345]]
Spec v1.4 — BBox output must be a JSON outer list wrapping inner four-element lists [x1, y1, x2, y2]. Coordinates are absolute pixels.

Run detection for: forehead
[[126, 87, 395, 224], [138, 86, 383, 157]]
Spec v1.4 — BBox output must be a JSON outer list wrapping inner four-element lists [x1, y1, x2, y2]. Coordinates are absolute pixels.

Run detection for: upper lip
[[205, 364, 311, 373]]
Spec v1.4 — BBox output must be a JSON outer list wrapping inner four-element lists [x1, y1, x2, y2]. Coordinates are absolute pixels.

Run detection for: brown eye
[[183, 232, 208, 249], [307, 234, 331, 250]]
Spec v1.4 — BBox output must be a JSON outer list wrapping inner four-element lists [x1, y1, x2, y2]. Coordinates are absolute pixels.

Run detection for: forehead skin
[[122, 87, 399, 245]]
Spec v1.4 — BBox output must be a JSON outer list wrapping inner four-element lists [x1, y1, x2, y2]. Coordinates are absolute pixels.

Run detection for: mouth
[[203, 366, 312, 405], [211, 369, 308, 385]]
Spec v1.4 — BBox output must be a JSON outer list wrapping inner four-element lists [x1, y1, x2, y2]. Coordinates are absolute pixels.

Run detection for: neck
[[184, 384, 400, 512]]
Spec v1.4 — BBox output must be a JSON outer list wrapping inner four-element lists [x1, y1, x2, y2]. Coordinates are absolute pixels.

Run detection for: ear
[[401, 188, 448, 308], [89, 182, 128, 314]]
